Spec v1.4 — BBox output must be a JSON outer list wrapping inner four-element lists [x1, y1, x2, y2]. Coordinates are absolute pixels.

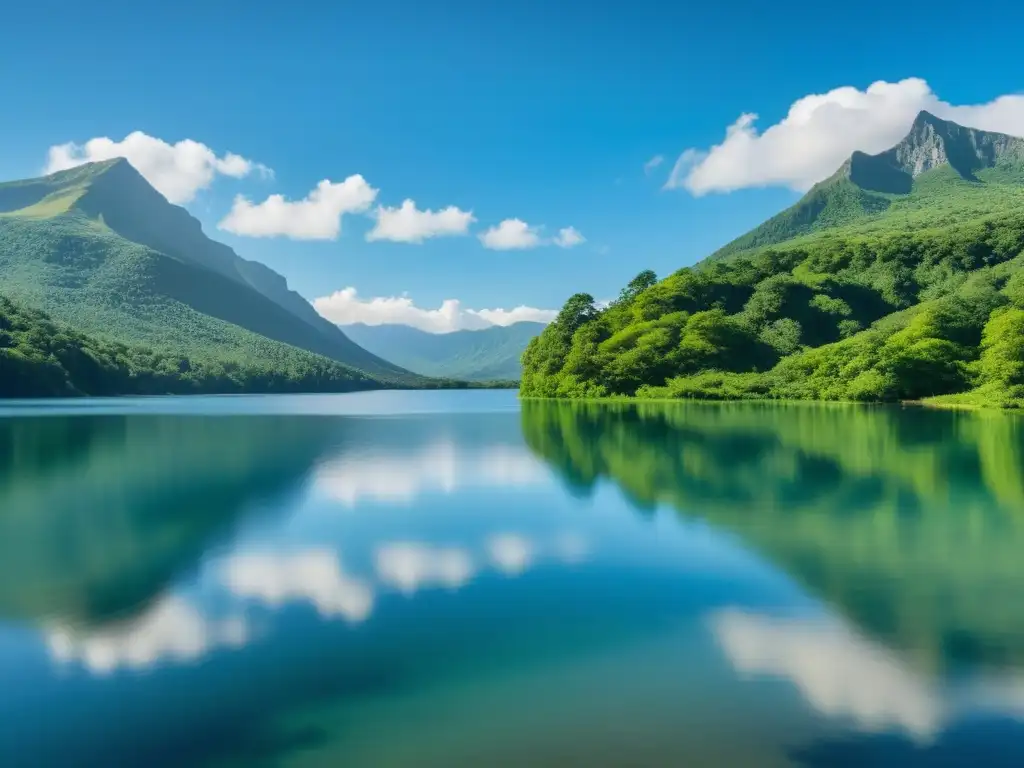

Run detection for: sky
[[3, 0, 1024, 332]]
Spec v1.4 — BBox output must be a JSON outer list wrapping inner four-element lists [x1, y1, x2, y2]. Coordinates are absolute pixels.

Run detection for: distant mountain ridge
[[710, 110, 1024, 260], [0, 159, 422, 386], [340, 321, 545, 380]]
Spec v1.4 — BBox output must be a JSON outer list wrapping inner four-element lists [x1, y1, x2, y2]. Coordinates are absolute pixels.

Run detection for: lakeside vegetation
[[1, 295, 511, 397], [521, 119, 1024, 408]]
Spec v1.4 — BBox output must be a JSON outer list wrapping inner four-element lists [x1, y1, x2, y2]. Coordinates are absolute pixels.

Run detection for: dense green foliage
[[522, 399, 1024, 670], [522, 116, 1024, 407], [0, 159, 425, 391], [0, 296, 507, 397], [341, 321, 544, 380], [0, 294, 381, 396]]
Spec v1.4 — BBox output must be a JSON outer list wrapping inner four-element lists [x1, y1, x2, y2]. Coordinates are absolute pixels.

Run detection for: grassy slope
[[711, 164, 1024, 262], [341, 322, 545, 380], [0, 160, 424, 386]]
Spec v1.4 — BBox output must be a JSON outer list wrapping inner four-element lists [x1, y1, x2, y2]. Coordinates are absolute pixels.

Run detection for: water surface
[[2, 391, 1024, 766]]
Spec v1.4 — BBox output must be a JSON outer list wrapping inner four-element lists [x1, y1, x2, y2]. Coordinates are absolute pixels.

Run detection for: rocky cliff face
[[846, 111, 1024, 192]]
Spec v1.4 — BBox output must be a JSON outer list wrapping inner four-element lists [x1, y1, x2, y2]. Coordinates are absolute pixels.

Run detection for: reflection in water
[[222, 550, 374, 623], [375, 543, 476, 594], [45, 596, 249, 675], [312, 427, 550, 505], [486, 533, 534, 575], [6, 392, 1024, 766], [710, 610, 943, 739], [522, 400, 1024, 673], [0, 415, 335, 627]]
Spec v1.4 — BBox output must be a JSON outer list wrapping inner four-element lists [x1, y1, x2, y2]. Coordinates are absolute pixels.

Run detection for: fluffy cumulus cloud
[[367, 199, 475, 243], [218, 175, 378, 240], [45, 131, 271, 204], [479, 218, 586, 251], [312, 286, 557, 333], [553, 226, 586, 248], [479, 218, 543, 250], [666, 77, 1024, 195]]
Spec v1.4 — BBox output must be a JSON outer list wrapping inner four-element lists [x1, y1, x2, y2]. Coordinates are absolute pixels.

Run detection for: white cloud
[[375, 543, 476, 595], [313, 286, 556, 333], [46, 596, 247, 675], [45, 131, 271, 204], [553, 226, 586, 248], [221, 550, 373, 623], [667, 77, 1024, 195], [643, 154, 665, 174], [218, 175, 378, 240], [367, 199, 475, 243], [479, 218, 542, 250], [473, 305, 559, 326], [487, 534, 534, 576]]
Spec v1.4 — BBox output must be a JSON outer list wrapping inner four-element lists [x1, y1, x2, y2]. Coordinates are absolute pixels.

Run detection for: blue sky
[[3, 0, 1024, 331]]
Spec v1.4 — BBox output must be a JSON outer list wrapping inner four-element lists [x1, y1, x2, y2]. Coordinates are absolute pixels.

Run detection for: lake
[[2, 390, 1024, 767]]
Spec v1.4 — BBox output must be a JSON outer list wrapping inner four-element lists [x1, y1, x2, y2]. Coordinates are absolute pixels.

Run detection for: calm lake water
[[2, 390, 1024, 767]]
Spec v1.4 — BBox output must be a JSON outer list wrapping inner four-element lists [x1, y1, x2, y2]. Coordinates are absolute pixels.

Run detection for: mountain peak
[[842, 113, 1024, 194], [910, 109, 945, 128]]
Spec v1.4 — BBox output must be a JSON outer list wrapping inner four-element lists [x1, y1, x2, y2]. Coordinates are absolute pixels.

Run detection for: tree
[[617, 270, 658, 305], [554, 293, 598, 337]]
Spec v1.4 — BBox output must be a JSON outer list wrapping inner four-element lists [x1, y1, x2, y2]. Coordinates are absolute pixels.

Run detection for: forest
[[0, 295, 509, 397], [521, 209, 1024, 408], [0, 294, 382, 397]]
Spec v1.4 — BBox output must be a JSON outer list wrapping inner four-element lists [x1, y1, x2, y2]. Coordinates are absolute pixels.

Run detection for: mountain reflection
[[521, 400, 1024, 672], [0, 415, 336, 627]]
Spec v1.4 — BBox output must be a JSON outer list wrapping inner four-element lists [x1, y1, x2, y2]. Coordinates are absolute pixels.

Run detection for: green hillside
[[341, 321, 545, 380], [521, 112, 1024, 407], [0, 295, 379, 397], [0, 159, 423, 387], [710, 111, 1024, 260]]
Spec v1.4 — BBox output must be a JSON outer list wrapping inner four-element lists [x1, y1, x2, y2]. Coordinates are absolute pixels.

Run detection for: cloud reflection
[[313, 440, 549, 505], [46, 596, 247, 675], [710, 609, 943, 739], [487, 534, 535, 576], [222, 550, 373, 622], [375, 543, 476, 594]]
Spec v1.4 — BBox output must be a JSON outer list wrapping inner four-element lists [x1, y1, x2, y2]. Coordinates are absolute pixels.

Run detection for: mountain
[[0, 159, 423, 388], [340, 321, 545, 380], [521, 111, 1024, 407], [710, 110, 1024, 260]]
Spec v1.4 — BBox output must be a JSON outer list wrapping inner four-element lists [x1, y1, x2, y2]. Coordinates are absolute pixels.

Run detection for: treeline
[[0, 295, 389, 397], [521, 212, 1024, 407]]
